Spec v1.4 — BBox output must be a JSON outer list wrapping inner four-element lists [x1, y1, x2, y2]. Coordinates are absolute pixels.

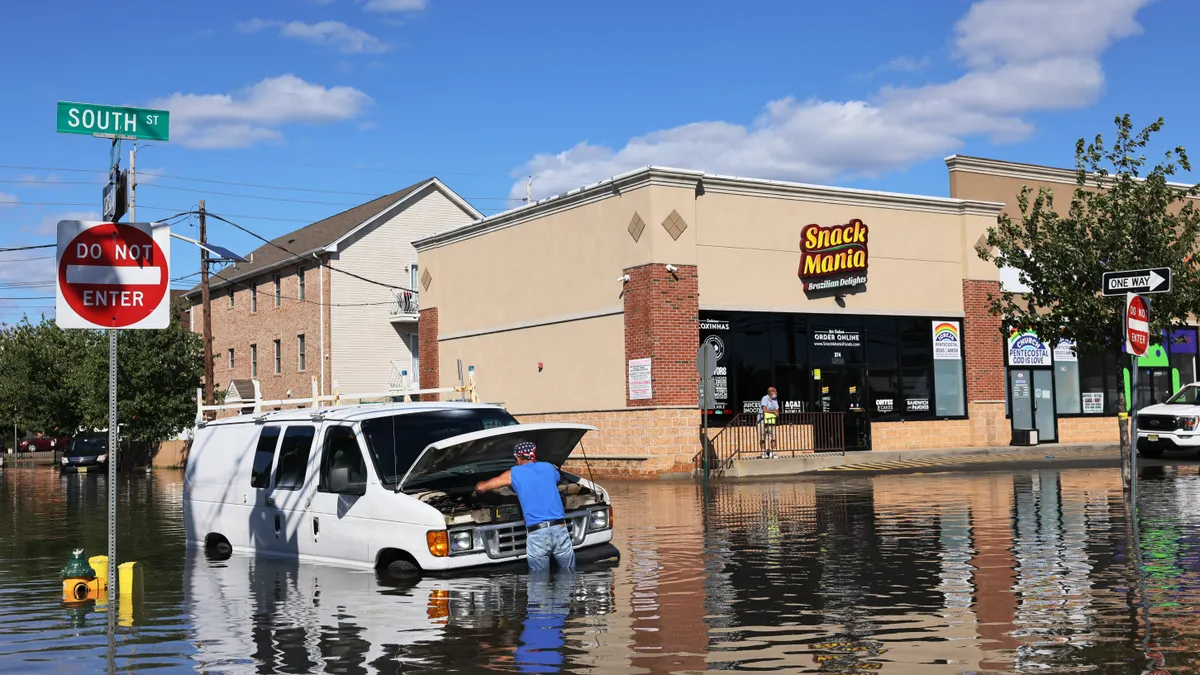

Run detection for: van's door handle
[[312, 516, 320, 539]]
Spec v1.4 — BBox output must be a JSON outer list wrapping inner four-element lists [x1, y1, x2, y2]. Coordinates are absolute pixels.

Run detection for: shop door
[[1010, 369, 1057, 443], [813, 368, 871, 451]]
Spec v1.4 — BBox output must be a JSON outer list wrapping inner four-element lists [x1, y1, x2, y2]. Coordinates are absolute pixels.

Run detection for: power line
[[207, 271, 396, 307], [0, 296, 53, 300], [0, 244, 55, 252], [206, 211, 417, 293], [148, 181, 518, 204]]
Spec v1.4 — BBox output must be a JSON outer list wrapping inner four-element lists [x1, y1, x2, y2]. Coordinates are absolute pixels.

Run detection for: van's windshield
[[360, 409, 518, 487], [67, 436, 107, 457]]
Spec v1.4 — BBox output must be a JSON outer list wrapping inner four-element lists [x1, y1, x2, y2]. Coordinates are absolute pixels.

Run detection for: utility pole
[[128, 143, 136, 221], [199, 200, 214, 406]]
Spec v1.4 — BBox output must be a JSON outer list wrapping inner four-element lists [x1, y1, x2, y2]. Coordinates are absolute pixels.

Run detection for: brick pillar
[[623, 264, 699, 407], [962, 280, 1005, 401], [418, 307, 439, 402]]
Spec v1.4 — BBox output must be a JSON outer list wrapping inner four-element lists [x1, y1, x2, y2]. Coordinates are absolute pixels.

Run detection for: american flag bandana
[[513, 441, 537, 461]]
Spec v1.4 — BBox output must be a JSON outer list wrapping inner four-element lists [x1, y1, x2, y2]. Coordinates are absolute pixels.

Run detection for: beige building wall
[[440, 314, 626, 414], [331, 185, 476, 394], [694, 188, 1000, 317]]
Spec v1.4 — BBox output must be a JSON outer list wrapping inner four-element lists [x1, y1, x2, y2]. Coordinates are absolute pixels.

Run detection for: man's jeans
[[525, 524, 575, 573]]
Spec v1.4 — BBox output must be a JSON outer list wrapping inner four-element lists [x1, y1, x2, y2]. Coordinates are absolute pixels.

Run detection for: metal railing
[[695, 411, 846, 477], [389, 289, 419, 317], [389, 359, 420, 390]]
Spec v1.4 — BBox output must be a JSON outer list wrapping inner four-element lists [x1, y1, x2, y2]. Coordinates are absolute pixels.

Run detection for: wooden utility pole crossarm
[[199, 200, 215, 406]]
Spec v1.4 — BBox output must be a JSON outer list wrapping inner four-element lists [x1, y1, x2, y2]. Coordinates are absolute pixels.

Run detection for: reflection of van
[[183, 401, 618, 577]]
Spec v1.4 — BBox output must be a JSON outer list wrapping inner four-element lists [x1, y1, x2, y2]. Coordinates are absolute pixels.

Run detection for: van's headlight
[[97, 454, 107, 463], [588, 508, 611, 532], [60, 456, 68, 465], [450, 530, 474, 552], [1183, 417, 1199, 431]]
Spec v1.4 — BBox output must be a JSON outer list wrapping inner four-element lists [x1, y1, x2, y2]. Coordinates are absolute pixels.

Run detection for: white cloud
[[512, 0, 1153, 200], [17, 174, 62, 186], [0, 193, 17, 207], [880, 56, 931, 73], [364, 0, 427, 12], [34, 211, 100, 236], [149, 75, 372, 149], [238, 18, 392, 54]]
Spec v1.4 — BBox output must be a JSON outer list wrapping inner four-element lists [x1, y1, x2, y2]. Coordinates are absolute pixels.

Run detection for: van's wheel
[[204, 534, 233, 561], [377, 550, 422, 581]]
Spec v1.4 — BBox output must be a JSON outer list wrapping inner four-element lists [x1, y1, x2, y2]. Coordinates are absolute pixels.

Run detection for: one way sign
[[1102, 267, 1172, 296]]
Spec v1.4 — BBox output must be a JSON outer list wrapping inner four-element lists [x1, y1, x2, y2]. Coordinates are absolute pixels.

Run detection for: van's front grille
[[480, 511, 595, 560], [483, 524, 527, 558]]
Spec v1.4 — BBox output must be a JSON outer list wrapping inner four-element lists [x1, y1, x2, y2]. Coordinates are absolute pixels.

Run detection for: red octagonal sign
[[1126, 293, 1149, 357], [56, 221, 171, 329]]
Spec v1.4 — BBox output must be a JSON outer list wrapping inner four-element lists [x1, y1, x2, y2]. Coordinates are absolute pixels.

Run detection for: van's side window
[[274, 426, 316, 491], [319, 426, 366, 493], [250, 426, 281, 488]]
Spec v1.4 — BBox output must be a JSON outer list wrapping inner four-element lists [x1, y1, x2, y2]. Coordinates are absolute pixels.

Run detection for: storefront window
[[731, 314, 771, 414], [1053, 341, 1081, 415], [864, 317, 900, 420], [898, 318, 933, 418], [1079, 352, 1120, 414], [932, 320, 965, 417]]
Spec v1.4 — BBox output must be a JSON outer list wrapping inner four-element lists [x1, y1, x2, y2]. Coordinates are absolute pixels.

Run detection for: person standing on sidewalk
[[759, 386, 780, 458], [476, 441, 576, 573]]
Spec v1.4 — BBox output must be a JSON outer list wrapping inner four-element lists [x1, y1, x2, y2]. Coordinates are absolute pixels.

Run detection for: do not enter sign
[[1126, 293, 1149, 357], [56, 221, 171, 329]]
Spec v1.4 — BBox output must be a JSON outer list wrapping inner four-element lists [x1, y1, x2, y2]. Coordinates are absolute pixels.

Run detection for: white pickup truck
[[1137, 383, 1200, 457]]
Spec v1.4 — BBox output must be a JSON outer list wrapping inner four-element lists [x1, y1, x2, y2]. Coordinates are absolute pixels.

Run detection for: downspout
[[317, 253, 326, 396]]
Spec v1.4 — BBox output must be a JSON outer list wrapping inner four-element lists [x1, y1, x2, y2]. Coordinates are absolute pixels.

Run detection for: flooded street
[[3, 464, 1200, 673]]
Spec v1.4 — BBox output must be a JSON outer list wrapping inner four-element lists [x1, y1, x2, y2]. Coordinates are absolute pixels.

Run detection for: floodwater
[[2, 465, 1200, 674]]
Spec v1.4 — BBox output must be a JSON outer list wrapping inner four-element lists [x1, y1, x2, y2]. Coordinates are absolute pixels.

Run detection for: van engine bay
[[415, 482, 603, 527]]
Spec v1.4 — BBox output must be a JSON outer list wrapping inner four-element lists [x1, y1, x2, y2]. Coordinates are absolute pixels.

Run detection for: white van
[[183, 400, 618, 577]]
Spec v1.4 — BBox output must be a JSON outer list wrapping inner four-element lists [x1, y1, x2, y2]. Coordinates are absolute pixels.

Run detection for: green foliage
[[979, 115, 1200, 359], [0, 301, 202, 445]]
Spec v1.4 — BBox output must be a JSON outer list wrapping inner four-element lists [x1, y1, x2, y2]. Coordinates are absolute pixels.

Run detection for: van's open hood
[[398, 423, 597, 491]]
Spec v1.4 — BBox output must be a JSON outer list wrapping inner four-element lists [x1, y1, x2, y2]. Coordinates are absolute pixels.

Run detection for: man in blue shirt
[[476, 441, 575, 573]]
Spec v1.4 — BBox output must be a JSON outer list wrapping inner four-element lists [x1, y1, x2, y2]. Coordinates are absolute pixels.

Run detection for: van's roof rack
[[195, 366, 479, 426]]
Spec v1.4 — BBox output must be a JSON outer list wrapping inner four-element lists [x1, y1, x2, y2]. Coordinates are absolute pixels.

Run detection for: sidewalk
[[722, 442, 1120, 479]]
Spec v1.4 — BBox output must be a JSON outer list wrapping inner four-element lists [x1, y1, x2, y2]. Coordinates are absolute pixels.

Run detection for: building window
[[228, 348, 235, 370], [410, 263, 419, 293], [274, 339, 281, 375], [298, 266, 306, 301], [251, 282, 258, 313], [228, 289, 235, 308], [298, 334, 306, 372], [273, 273, 282, 307], [251, 344, 258, 378]]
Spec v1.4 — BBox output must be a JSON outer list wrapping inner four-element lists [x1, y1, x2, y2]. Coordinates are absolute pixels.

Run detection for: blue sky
[[0, 0, 1194, 323]]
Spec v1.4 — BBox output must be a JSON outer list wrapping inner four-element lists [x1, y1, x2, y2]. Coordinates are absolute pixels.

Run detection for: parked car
[[1137, 383, 1200, 457], [19, 435, 70, 452], [59, 434, 113, 472]]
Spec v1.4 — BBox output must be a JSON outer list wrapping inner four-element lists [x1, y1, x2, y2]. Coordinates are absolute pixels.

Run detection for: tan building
[[187, 178, 480, 403], [948, 155, 1198, 447], [415, 167, 1020, 477]]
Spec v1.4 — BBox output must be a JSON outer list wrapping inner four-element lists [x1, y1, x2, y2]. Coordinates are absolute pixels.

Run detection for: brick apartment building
[[186, 178, 480, 405]]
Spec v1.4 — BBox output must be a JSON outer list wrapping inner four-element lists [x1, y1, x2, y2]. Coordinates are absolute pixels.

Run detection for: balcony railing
[[389, 289, 419, 319], [389, 359, 420, 390]]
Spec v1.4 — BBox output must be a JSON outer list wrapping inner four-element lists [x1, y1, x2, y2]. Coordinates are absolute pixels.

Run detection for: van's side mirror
[[329, 467, 366, 496]]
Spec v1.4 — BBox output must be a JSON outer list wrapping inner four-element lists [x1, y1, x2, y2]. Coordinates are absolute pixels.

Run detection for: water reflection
[[11, 466, 1200, 672]]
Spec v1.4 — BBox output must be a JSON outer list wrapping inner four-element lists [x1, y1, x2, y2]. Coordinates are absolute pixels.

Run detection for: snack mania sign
[[799, 219, 869, 291]]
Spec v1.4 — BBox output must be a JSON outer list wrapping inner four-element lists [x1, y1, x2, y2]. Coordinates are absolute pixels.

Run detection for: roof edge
[[945, 154, 1198, 191], [415, 166, 1005, 251]]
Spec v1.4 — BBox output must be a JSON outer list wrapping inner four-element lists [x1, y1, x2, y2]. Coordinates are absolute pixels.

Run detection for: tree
[[0, 317, 97, 436], [979, 115, 1200, 379], [76, 300, 204, 448], [0, 301, 202, 460]]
